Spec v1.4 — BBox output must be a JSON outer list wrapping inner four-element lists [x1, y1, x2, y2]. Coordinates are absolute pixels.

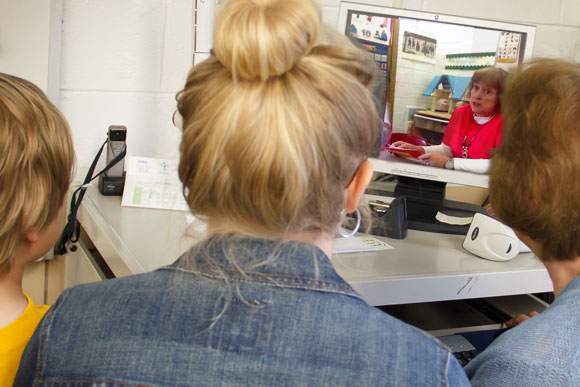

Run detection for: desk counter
[[78, 187, 552, 306]]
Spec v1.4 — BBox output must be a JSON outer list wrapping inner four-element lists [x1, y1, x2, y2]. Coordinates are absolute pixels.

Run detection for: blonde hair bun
[[213, 0, 320, 81]]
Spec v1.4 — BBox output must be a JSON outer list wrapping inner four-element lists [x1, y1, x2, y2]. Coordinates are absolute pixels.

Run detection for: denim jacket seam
[[441, 347, 449, 387], [38, 287, 73, 379], [32, 378, 155, 386], [167, 262, 347, 288], [416, 326, 449, 385], [167, 266, 362, 298], [163, 264, 355, 292]]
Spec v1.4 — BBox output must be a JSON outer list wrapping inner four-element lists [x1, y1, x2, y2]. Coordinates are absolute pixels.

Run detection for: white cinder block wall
[[60, 0, 193, 183], [59, 0, 580, 183]]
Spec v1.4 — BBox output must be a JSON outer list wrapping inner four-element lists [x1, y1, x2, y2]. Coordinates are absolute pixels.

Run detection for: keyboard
[[437, 334, 480, 367], [437, 328, 508, 366]]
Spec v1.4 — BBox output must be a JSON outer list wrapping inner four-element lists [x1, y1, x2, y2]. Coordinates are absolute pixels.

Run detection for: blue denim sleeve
[[14, 335, 38, 386], [445, 351, 472, 386], [467, 354, 573, 386]]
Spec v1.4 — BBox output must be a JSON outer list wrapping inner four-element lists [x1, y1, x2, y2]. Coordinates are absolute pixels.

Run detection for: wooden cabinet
[[22, 254, 66, 306], [65, 239, 108, 286], [22, 245, 105, 306]]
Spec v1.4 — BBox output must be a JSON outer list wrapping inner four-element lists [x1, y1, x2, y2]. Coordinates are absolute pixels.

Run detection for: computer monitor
[[369, 153, 489, 234], [337, 2, 536, 234]]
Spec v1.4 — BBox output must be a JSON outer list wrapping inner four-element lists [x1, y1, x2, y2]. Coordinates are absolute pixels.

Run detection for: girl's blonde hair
[[0, 73, 74, 274], [177, 0, 380, 236]]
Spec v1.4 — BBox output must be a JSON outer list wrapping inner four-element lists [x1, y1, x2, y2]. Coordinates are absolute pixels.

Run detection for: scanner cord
[[55, 140, 127, 255]]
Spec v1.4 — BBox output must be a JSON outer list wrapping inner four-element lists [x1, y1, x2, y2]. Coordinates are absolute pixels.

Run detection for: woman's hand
[[504, 311, 540, 328], [418, 153, 450, 168], [390, 141, 424, 153]]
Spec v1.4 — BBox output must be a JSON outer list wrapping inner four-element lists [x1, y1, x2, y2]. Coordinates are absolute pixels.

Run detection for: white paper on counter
[[121, 156, 189, 211], [333, 235, 394, 254]]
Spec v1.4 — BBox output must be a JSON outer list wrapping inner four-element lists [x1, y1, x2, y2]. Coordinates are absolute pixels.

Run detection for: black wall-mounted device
[[98, 125, 127, 196]]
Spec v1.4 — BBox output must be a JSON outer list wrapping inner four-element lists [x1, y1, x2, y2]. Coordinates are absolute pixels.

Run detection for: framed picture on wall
[[401, 31, 437, 63]]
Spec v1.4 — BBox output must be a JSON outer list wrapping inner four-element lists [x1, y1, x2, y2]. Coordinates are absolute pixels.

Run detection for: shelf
[[415, 110, 451, 120]]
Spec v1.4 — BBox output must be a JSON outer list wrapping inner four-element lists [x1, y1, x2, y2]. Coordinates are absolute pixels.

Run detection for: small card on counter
[[333, 235, 394, 254], [121, 156, 189, 211]]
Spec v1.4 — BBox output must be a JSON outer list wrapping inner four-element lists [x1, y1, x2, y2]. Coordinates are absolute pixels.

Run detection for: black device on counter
[[98, 125, 127, 196], [345, 195, 408, 239], [366, 196, 408, 239]]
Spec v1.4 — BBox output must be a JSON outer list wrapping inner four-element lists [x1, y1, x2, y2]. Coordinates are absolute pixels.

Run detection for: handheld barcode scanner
[[105, 125, 126, 178], [463, 213, 530, 261], [98, 125, 127, 196]]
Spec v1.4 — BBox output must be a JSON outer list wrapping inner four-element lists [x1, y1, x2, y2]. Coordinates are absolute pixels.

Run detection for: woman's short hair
[[176, 0, 380, 236], [489, 58, 580, 261], [0, 73, 75, 274], [465, 66, 509, 112]]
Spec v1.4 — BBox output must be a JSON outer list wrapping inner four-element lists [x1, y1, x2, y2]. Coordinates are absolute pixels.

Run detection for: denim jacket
[[466, 276, 580, 386], [16, 236, 469, 386]]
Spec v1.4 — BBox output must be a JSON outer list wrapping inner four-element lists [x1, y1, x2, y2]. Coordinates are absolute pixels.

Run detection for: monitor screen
[[338, 2, 536, 136], [337, 2, 536, 233]]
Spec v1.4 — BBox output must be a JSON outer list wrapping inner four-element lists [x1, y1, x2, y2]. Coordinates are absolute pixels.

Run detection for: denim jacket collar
[[162, 234, 362, 299], [555, 275, 580, 303]]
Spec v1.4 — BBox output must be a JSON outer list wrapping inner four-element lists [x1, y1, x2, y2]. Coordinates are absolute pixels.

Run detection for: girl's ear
[[345, 161, 373, 213]]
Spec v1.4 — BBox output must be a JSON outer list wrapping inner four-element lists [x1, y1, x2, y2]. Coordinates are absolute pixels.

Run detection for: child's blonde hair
[[176, 0, 381, 236], [0, 73, 75, 274]]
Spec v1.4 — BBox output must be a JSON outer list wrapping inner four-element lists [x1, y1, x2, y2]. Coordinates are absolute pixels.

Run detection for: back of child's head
[[0, 73, 75, 274], [489, 58, 580, 261], [176, 0, 381, 236]]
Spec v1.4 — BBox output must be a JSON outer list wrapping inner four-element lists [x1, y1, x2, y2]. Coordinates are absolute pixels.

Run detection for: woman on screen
[[15, 0, 469, 385], [393, 67, 508, 174]]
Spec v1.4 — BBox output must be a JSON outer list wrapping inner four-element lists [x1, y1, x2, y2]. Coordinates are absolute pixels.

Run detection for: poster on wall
[[347, 12, 393, 46], [401, 31, 437, 64], [344, 11, 393, 123], [496, 31, 521, 63], [345, 11, 391, 85]]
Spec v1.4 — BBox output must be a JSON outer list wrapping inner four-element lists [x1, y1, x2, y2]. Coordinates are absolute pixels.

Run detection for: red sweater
[[442, 105, 503, 159]]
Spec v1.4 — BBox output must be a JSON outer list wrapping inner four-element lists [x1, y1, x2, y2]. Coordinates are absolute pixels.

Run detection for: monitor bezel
[[372, 152, 489, 188], [338, 2, 537, 189]]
